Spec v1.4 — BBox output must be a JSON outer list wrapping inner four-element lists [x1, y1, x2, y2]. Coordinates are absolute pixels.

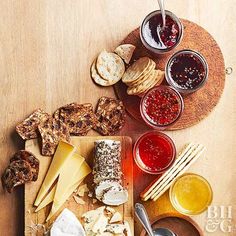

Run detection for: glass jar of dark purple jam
[[140, 10, 183, 54], [165, 49, 208, 93]]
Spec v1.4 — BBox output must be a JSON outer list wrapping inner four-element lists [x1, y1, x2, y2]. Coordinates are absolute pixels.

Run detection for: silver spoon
[[135, 203, 176, 236], [157, 0, 166, 28], [156, 0, 166, 48]]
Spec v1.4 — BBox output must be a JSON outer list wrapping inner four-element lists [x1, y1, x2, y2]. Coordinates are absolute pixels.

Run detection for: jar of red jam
[[165, 49, 208, 93], [134, 131, 176, 174], [140, 85, 184, 129], [140, 10, 183, 54]]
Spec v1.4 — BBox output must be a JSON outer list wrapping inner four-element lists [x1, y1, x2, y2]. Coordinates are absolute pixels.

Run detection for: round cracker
[[127, 70, 157, 95], [96, 50, 125, 82], [127, 61, 156, 87], [155, 70, 165, 86], [137, 70, 165, 96], [91, 60, 117, 87], [122, 57, 152, 83], [114, 44, 136, 64]]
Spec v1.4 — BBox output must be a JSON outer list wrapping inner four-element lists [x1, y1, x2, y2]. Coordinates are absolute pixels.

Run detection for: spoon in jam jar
[[157, 0, 166, 28], [156, 0, 167, 48]]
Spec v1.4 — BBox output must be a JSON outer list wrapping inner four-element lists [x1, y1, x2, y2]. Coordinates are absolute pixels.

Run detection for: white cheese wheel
[[50, 208, 85, 236]]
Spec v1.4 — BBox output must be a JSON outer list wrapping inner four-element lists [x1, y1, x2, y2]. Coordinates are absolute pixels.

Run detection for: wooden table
[[0, 1, 235, 235]]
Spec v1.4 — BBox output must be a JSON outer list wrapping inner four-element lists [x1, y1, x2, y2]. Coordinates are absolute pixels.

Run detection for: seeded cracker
[[16, 108, 50, 140], [54, 103, 97, 136], [114, 44, 136, 64], [96, 51, 125, 82], [95, 97, 126, 135], [38, 116, 70, 156]]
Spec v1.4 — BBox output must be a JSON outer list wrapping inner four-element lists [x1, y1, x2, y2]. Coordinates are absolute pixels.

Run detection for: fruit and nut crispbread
[[10, 150, 39, 181], [38, 116, 70, 156], [16, 108, 50, 140], [95, 97, 126, 135], [2, 150, 39, 193], [54, 103, 97, 136]]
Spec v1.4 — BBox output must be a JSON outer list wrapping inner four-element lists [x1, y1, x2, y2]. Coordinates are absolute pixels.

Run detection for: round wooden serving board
[[140, 213, 204, 236], [114, 19, 225, 130]]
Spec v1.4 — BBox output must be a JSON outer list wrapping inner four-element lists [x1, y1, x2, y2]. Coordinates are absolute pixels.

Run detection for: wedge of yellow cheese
[[35, 185, 56, 212], [35, 161, 91, 215], [49, 152, 84, 211], [34, 141, 76, 206], [47, 161, 91, 221]]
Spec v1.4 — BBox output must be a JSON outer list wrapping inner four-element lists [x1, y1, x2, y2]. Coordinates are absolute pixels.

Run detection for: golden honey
[[170, 173, 213, 215]]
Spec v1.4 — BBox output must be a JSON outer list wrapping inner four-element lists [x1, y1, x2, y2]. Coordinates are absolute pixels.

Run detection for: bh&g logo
[[206, 206, 236, 233]]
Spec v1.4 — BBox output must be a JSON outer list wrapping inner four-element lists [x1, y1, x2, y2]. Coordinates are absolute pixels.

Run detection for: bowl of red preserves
[[140, 10, 183, 54], [140, 85, 184, 129], [165, 49, 209, 93], [133, 131, 176, 174]]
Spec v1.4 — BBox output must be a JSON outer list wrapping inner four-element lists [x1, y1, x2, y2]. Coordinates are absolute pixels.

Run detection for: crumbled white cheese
[[73, 196, 85, 205], [82, 206, 130, 236], [77, 184, 89, 197], [110, 212, 122, 223]]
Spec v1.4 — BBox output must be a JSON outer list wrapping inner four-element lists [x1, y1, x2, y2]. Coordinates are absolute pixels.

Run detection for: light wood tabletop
[[0, 0, 235, 235]]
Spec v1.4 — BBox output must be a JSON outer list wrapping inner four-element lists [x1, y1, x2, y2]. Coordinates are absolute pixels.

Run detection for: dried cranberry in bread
[[10, 150, 39, 181], [16, 108, 50, 140], [94, 97, 126, 135], [2, 160, 33, 193], [38, 116, 70, 156], [54, 103, 97, 136], [2, 150, 40, 193]]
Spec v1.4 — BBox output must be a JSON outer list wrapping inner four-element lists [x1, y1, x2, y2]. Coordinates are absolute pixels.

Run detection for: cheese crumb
[[73, 195, 86, 205], [110, 212, 122, 223], [77, 184, 89, 197], [92, 199, 97, 204]]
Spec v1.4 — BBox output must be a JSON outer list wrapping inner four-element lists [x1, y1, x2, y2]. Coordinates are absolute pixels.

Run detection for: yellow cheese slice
[[35, 179, 82, 213], [34, 141, 76, 206], [51, 152, 84, 207], [35, 185, 56, 212], [35, 161, 91, 214], [46, 161, 91, 221], [35, 152, 83, 213]]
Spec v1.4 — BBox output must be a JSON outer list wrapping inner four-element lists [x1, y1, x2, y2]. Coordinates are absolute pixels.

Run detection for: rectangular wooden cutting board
[[24, 136, 134, 236]]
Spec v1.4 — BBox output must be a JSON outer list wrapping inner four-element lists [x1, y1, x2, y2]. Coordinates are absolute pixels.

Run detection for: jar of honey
[[169, 173, 213, 215]]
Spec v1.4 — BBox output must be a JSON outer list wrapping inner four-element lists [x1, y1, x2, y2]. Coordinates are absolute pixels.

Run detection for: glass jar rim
[[140, 85, 184, 128], [140, 10, 184, 53], [165, 49, 209, 93], [133, 131, 176, 174], [169, 173, 213, 215]]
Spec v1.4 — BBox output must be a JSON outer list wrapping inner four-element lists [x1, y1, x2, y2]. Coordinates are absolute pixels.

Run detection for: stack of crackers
[[91, 44, 135, 86], [16, 97, 126, 156], [122, 57, 165, 96]]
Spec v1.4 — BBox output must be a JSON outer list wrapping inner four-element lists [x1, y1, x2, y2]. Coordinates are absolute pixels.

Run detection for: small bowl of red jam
[[134, 131, 176, 174], [140, 85, 184, 129], [140, 10, 183, 54], [165, 49, 208, 93]]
